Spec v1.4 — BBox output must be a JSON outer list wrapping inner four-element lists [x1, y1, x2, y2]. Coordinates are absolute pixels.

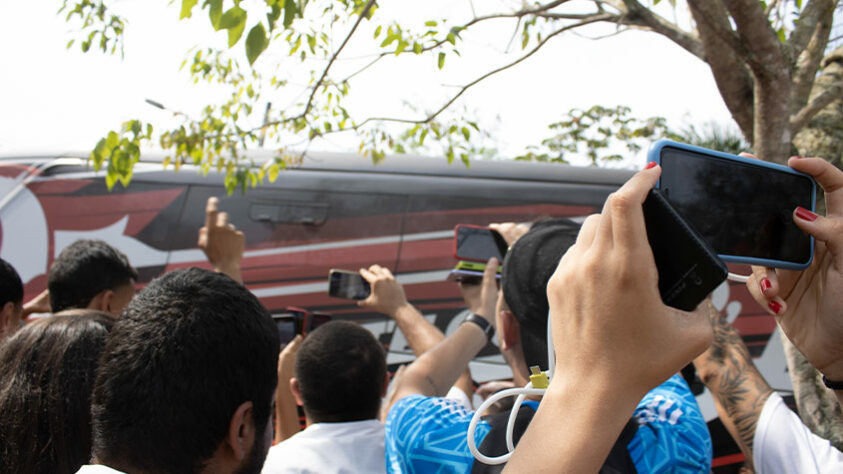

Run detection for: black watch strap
[[822, 375, 843, 390], [463, 313, 494, 342]]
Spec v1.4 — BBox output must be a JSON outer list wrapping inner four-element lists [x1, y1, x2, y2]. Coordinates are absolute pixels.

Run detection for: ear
[[1, 302, 15, 335], [87, 289, 115, 313], [289, 378, 305, 407], [499, 310, 521, 351], [226, 401, 255, 461]]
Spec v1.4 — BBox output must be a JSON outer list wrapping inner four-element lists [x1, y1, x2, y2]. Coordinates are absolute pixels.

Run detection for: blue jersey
[[384, 374, 711, 473]]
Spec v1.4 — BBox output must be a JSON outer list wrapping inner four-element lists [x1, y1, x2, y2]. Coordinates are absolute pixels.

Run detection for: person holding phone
[[695, 155, 843, 474]]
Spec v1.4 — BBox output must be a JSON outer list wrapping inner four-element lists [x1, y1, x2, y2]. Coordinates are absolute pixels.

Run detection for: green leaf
[[208, 0, 223, 30], [424, 20, 437, 27], [219, 6, 247, 47], [461, 126, 470, 141], [777, 27, 786, 43], [180, 0, 199, 19], [437, 52, 445, 69], [374, 25, 382, 38], [246, 23, 269, 65], [267, 5, 281, 32], [268, 163, 280, 182], [283, 0, 299, 28]]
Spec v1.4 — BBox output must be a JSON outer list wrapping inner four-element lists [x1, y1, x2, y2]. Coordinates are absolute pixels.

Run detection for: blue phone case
[[647, 140, 816, 270]]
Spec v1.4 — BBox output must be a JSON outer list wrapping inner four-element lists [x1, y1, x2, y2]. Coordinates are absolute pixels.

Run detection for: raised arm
[[693, 300, 773, 468], [198, 197, 245, 284], [745, 156, 843, 407], [504, 164, 713, 473], [358, 264, 475, 399], [383, 259, 498, 413]]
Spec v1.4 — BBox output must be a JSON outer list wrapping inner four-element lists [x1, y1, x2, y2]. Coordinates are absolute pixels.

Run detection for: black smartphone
[[328, 269, 371, 300], [454, 224, 508, 262], [643, 188, 728, 311], [649, 140, 816, 269]]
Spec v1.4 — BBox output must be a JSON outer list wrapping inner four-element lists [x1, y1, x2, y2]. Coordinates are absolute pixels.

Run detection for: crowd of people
[[0, 157, 842, 474]]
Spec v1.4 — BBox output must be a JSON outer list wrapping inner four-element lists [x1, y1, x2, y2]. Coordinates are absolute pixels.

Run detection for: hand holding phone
[[649, 140, 817, 269], [328, 269, 372, 300]]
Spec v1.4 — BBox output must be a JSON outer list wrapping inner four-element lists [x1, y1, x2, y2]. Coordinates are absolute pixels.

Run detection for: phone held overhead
[[328, 269, 371, 300], [648, 140, 817, 270]]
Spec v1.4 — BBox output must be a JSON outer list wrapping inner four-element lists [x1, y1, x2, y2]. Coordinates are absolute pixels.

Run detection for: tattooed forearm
[[694, 301, 773, 464]]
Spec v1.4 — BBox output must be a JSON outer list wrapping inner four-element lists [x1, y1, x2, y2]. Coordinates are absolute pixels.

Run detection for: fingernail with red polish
[[760, 278, 771, 294], [791, 155, 804, 160], [795, 206, 818, 222], [769, 300, 782, 314], [645, 161, 657, 170]]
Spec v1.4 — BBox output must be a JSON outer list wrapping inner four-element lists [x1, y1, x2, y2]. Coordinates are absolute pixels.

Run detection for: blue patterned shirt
[[385, 374, 711, 473]]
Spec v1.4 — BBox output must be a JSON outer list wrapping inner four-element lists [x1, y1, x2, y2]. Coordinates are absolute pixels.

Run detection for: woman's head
[[0, 310, 114, 474]]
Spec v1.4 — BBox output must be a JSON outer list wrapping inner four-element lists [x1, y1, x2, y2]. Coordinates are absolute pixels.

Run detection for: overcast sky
[[0, 1, 734, 168]]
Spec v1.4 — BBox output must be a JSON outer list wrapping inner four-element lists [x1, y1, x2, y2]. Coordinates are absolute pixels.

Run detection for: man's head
[[500, 218, 581, 372], [0, 258, 23, 339], [90, 268, 280, 474], [292, 320, 386, 423], [48, 239, 137, 316]]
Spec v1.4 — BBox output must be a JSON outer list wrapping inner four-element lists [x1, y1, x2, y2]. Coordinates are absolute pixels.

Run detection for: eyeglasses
[[272, 306, 333, 344]]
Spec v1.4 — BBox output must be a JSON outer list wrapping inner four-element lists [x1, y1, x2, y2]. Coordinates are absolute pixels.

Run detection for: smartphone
[[643, 188, 728, 311], [454, 224, 509, 262], [272, 306, 333, 344], [649, 140, 816, 269], [328, 269, 371, 300]]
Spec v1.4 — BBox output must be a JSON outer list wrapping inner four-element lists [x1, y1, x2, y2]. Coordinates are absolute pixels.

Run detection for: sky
[[0, 1, 734, 169]]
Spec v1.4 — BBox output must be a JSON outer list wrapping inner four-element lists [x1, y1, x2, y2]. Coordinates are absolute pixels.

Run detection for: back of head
[[48, 239, 137, 313], [295, 320, 386, 423], [91, 268, 280, 474], [0, 311, 114, 474], [501, 218, 581, 371], [0, 257, 23, 307]]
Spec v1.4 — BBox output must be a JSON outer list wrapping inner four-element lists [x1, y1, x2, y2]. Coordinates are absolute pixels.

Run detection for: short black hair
[[295, 321, 386, 423], [91, 268, 280, 474], [0, 311, 114, 474], [501, 218, 581, 371], [0, 258, 23, 307], [48, 239, 138, 313]]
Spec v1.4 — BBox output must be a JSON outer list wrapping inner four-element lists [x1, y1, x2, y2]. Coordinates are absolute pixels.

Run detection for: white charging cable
[[727, 272, 750, 283], [467, 313, 556, 464]]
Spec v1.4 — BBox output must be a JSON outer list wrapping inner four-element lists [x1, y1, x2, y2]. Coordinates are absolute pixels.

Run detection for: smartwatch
[[463, 313, 495, 342]]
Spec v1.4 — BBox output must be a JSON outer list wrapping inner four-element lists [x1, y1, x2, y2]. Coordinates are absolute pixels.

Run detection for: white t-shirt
[[262, 419, 385, 474], [75, 465, 125, 474], [754, 392, 843, 473]]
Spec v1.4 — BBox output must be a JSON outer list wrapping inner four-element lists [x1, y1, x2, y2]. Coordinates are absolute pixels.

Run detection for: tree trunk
[[779, 329, 843, 449], [793, 48, 843, 169]]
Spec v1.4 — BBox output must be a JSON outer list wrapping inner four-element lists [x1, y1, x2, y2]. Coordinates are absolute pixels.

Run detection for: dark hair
[[48, 239, 138, 313], [0, 257, 23, 307], [0, 311, 114, 474], [501, 218, 581, 370], [91, 268, 280, 474], [295, 320, 386, 423]]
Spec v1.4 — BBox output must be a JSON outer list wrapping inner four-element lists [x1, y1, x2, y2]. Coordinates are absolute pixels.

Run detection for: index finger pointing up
[[205, 197, 219, 230]]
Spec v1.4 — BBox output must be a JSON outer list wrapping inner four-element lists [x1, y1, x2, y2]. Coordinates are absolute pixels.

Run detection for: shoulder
[[385, 395, 491, 474], [629, 374, 712, 473]]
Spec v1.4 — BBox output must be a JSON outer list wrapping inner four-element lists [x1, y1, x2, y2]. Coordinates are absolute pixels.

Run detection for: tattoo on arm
[[699, 303, 773, 456]]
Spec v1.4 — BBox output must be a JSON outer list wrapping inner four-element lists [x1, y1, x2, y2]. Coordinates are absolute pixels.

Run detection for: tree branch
[[789, 1, 836, 115], [619, 0, 705, 60], [687, 0, 755, 140], [721, 0, 784, 77], [790, 78, 843, 134], [787, 0, 838, 60], [355, 14, 617, 128], [301, 0, 377, 118]]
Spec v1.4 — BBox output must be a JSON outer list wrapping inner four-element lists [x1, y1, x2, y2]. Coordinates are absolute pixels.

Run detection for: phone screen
[[273, 314, 298, 344], [328, 270, 371, 300], [659, 147, 814, 265], [455, 225, 508, 262]]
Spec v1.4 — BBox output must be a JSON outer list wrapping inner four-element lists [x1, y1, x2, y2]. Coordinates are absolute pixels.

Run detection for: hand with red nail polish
[[745, 156, 843, 400]]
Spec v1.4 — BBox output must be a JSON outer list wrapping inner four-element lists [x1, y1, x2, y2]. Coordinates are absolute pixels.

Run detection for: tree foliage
[[61, 0, 843, 192]]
